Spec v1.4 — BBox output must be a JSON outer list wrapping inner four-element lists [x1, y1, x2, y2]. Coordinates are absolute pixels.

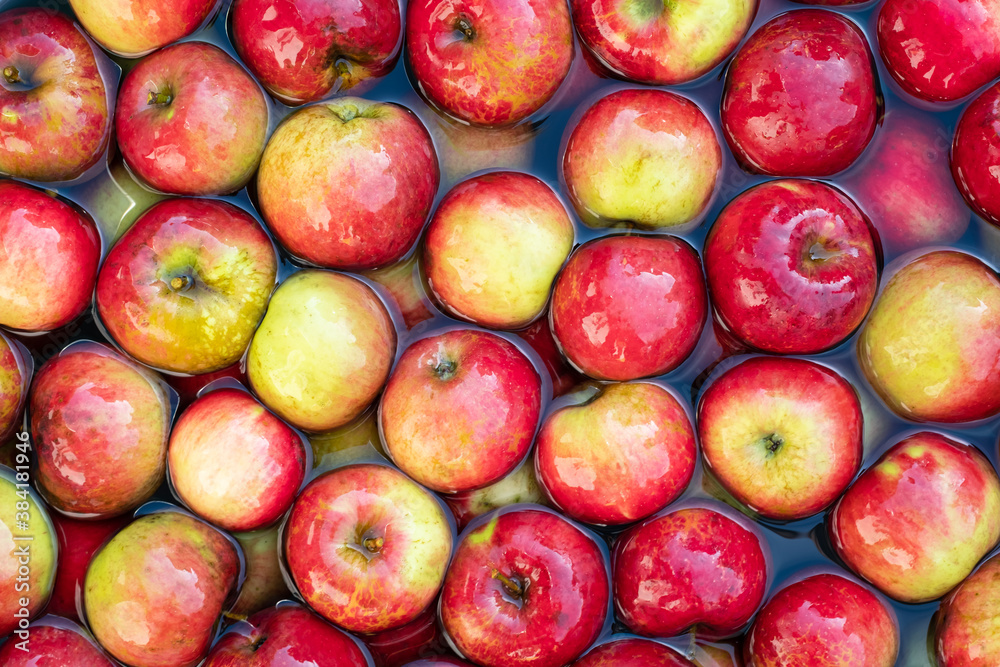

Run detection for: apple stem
[[762, 433, 784, 455], [433, 359, 457, 381], [456, 16, 476, 41], [147, 90, 173, 106], [222, 610, 248, 623], [2, 65, 20, 84], [170, 275, 192, 292], [491, 569, 525, 599], [363, 536, 384, 553]]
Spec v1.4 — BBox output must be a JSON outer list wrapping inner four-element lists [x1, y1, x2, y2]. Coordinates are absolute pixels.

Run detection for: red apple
[[0, 331, 29, 442], [67, 0, 219, 57], [82, 157, 168, 244], [403, 659, 474, 667], [363, 253, 437, 330], [515, 316, 580, 397], [550, 235, 708, 381], [166, 362, 246, 409], [952, 81, 1000, 226], [572, 637, 696, 666], [721, 10, 879, 176], [445, 457, 549, 531], [229, 526, 293, 620], [380, 328, 542, 493], [364, 605, 450, 667], [0, 616, 116, 666], [934, 552, 1000, 666], [47, 513, 130, 622]]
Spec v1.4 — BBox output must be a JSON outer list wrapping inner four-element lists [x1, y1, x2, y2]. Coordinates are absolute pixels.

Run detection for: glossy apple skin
[[721, 10, 879, 176], [67, 0, 218, 57], [440, 508, 609, 667], [229, 525, 293, 619], [0, 618, 117, 666], [0, 9, 111, 182], [364, 605, 449, 667], [536, 382, 695, 525], [405, 0, 573, 126], [307, 404, 388, 468], [84, 510, 241, 667], [257, 98, 438, 270], [572, 638, 695, 666], [829, 432, 1000, 603], [935, 553, 1000, 666], [858, 250, 1000, 422], [404, 659, 475, 667], [47, 513, 130, 622], [231, 0, 401, 105], [363, 253, 436, 330], [30, 343, 172, 518], [166, 362, 246, 409], [116, 41, 268, 196], [380, 329, 542, 493], [515, 317, 580, 397], [96, 198, 278, 375], [562, 88, 721, 229], [550, 235, 708, 381], [0, 181, 101, 333], [877, 0, 1000, 103], [613, 504, 769, 639], [744, 573, 899, 667], [285, 463, 453, 633], [83, 158, 168, 245], [445, 459, 548, 531], [952, 82, 1000, 226], [0, 332, 28, 442], [698, 357, 863, 521]]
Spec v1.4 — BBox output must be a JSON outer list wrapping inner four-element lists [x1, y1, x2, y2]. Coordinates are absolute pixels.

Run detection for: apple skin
[[0, 8, 111, 182], [721, 10, 879, 176], [405, 0, 573, 126], [613, 503, 769, 639], [858, 250, 1000, 423], [515, 317, 581, 397], [829, 431, 1000, 603], [363, 253, 437, 330], [231, 0, 402, 105], [423, 172, 575, 330], [561, 88, 721, 229], [445, 458, 548, 531], [30, 342, 172, 518], [535, 382, 696, 526], [697, 356, 863, 521], [0, 180, 101, 333], [82, 158, 168, 244], [84, 509, 242, 667], [96, 197, 278, 375], [116, 41, 269, 197], [0, 331, 29, 443], [0, 617, 117, 666], [364, 605, 450, 667], [308, 404, 388, 469], [952, 82, 1000, 226], [247, 269, 397, 432], [166, 362, 246, 410], [380, 328, 542, 493], [47, 513, 130, 622], [257, 98, 438, 271], [934, 552, 1000, 666], [550, 235, 708, 381], [285, 463, 454, 633], [168, 388, 308, 532], [571, 637, 696, 666], [744, 572, 899, 667], [67, 0, 218, 58], [440, 507, 609, 667], [229, 525, 293, 619], [404, 659, 475, 666]]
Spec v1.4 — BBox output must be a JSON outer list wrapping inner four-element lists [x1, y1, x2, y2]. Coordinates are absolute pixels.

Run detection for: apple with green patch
[[933, 552, 1000, 666], [67, 0, 219, 57]]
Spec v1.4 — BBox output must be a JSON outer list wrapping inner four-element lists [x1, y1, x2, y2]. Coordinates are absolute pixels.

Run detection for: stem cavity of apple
[[433, 358, 457, 381], [2, 65, 20, 84], [760, 433, 784, 456], [491, 568, 529, 607], [363, 535, 384, 553], [455, 16, 476, 41], [147, 89, 173, 106], [169, 275, 194, 292]]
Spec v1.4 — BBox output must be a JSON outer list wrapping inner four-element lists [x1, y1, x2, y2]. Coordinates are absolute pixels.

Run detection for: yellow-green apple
[[0, 8, 112, 182], [30, 342, 172, 518], [561, 88, 721, 229], [231, 0, 402, 105], [84, 509, 242, 667], [0, 331, 29, 443], [380, 328, 542, 493], [613, 502, 770, 639], [571, 0, 757, 85], [515, 316, 581, 397], [829, 431, 1000, 603], [858, 250, 1000, 422], [67, 0, 219, 57], [405, 0, 574, 126], [246, 269, 396, 432], [445, 457, 548, 530], [364, 606, 449, 667], [933, 552, 1000, 666], [952, 82, 1000, 226], [744, 572, 899, 667], [308, 405, 388, 470], [168, 387, 308, 532], [721, 10, 879, 176], [691, 642, 743, 667], [704, 179, 879, 354], [550, 235, 707, 381], [257, 98, 438, 271], [697, 356, 863, 521], [229, 526, 293, 620], [284, 463, 454, 633], [0, 464, 57, 637], [440, 507, 609, 667], [115, 41, 269, 196], [96, 198, 278, 375], [535, 382, 696, 525], [571, 637, 696, 666], [363, 253, 437, 330], [82, 158, 168, 244], [423, 171, 575, 330], [47, 513, 130, 622], [0, 617, 116, 666], [0, 180, 101, 333]]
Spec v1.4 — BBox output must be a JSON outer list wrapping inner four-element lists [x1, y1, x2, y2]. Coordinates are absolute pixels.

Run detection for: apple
[[952, 81, 1000, 226], [47, 513, 130, 622], [440, 507, 609, 667], [403, 659, 475, 667], [550, 235, 708, 381], [829, 431, 1000, 603], [857, 250, 1000, 423], [0, 8, 112, 182], [84, 508, 242, 667], [0, 616, 116, 666], [380, 328, 542, 493], [0, 331, 29, 443], [561, 88, 721, 229], [934, 552, 1000, 666], [229, 525, 293, 620], [535, 381, 696, 525], [166, 362, 246, 409], [30, 342, 172, 518], [246, 269, 397, 432], [515, 316, 581, 397], [721, 10, 879, 176], [423, 171, 575, 330], [256, 97, 438, 271], [230, 0, 402, 105], [405, 0, 574, 126], [308, 405, 388, 470], [284, 463, 454, 633], [67, 0, 219, 57], [81, 157, 168, 244], [0, 180, 101, 333], [364, 606, 450, 667], [168, 387, 308, 532], [116, 41, 269, 196], [691, 643, 743, 667], [571, 637, 696, 666], [445, 457, 548, 530], [363, 253, 437, 330], [613, 502, 770, 639], [697, 356, 863, 521], [744, 572, 899, 667], [96, 197, 278, 375]]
